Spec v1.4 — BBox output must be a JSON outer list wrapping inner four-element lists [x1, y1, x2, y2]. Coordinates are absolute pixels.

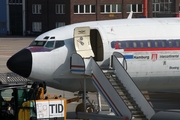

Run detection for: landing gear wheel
[[86, 103, 95, 113], [75, 103, 95, 115]]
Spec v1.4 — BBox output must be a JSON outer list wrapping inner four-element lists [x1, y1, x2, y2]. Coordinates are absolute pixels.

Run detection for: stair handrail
[[112, 52, 155, 120], [90, 56, 132, 118]]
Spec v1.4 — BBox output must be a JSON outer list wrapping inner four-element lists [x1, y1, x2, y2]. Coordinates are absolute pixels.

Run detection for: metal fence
[[0, 72, 30, 84]]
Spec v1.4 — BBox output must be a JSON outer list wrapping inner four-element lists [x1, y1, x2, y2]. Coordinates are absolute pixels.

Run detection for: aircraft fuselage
[[7, 18, 180, 92]]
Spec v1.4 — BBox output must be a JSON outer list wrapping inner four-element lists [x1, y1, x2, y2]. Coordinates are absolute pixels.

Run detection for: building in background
[[2, 0, 26, 36], [152, 0, 176, 17], [1, 0, 180, 36], [25, 0, 149, 36], [0, 0, 7, 35], [25, 0, 70, 36]]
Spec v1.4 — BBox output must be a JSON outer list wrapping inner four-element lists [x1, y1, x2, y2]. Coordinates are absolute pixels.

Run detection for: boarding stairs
[[70, 52, 155, 120], [104, 71, 147, 120]]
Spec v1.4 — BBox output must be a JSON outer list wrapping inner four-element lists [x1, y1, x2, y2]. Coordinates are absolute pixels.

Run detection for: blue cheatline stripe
[[93, 75, 122, 116], [71, 69, 85, 73], [124, 55, 133, 59], [92, 79, 119, 116]]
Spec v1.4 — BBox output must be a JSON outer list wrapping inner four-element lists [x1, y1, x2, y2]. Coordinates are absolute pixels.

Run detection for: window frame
[[45, 41, 55, 49], [32, 4, 41, 14], [55, 40, 65, 48], [55, 4, 65, 14], [126, 4, 143, 13], [153, 0, 172, 13], [153, 3, 160, 12], [9, 0, 22, 4], [100, 4, 122, 13], [55, 22, 65, 28], [74, 4, 96, 14], [32, 22, 42, 32]]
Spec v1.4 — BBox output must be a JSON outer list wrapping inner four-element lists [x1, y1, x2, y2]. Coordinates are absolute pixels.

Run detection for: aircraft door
[[74, 27, 94, 58]]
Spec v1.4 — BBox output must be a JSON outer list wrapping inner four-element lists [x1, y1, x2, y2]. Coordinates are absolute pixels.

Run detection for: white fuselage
[[9, 18, 180, 92]]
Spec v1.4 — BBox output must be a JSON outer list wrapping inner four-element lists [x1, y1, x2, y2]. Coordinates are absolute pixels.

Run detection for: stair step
[[119, 94, 132, 98], [123, 97, 135, 100], [113, 86, 126, 90], [103, 71, 148, 120], [133, 115, 147, 118], [132, 114, 144, 116], [129, 107, 141, 111], [131, 110, 143, 114], [110, 82, 122, 86], [124, 101, 136, 105], [109, 80, 121, 83], [118, 91, 130, 95], [111, 81, 123, 85], [124, 101, 138, 107], [103, 69, 115, 73], [132, 112, 145, 115], [127, 105, 139, 109], [112, 84, 124, 88], [132, 118, 148, 120]]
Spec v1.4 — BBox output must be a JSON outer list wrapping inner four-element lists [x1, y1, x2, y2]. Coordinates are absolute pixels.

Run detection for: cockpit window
[[30, 40, 64, 49], [55, 41, 65, 48], [45, 41, 55, 48], [30, 41, 46, 46]]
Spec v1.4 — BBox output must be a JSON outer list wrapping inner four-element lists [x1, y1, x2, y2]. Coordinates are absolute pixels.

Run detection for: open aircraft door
[[74, 27, 94, 58]]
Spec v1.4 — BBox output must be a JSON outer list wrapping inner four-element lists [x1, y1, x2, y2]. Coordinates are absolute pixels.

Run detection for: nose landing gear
[[74, 92, 100, 118]]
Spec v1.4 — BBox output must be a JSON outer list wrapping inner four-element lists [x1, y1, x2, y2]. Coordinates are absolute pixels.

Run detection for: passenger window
[[155, 41, 158, 47], [176, 41, 180, 47], [118, 42, 121, 48], [45, 41, 55, 48], [147, 42, 151, 47], [126, 42, 129, 48], [162, 41, 165, 47], [140, 42, 143, 47], [115, 42, 121, 49], [55, 41, 65, 48], [133, 42, 137, 48], [169, 41, 172, 47]]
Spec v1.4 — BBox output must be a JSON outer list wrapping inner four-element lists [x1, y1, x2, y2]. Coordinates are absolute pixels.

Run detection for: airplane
[[6, 17, 180, 94]]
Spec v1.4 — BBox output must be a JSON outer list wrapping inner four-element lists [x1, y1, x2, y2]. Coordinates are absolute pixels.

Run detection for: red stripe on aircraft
[[124, 47, 180, 52]]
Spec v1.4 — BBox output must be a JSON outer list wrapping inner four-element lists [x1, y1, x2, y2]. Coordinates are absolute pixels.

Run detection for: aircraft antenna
[[127, 11, 133, 19]]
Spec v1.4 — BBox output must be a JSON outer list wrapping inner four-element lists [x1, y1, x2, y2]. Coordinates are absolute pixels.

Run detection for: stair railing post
[[83, 75, 86, 113], [97, 92, 102, 112]]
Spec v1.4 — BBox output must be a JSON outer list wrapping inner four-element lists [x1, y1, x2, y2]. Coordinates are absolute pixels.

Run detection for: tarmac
[[0, 37, 33, 73]]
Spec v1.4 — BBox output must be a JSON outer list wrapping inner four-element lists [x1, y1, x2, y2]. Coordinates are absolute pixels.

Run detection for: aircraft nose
[[7, 48, 32, 78]]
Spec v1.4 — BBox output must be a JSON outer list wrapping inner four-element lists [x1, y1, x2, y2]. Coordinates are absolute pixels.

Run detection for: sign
[[151, 53, 157, 61], [36, 100, 65, 119], [133, 55, 149, 60], [109, 14, 114, 17], [49, 100, 64, 118]]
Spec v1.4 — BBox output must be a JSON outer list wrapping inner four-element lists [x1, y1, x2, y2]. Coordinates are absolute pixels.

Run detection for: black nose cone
[[7, 49, 32, 78]]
